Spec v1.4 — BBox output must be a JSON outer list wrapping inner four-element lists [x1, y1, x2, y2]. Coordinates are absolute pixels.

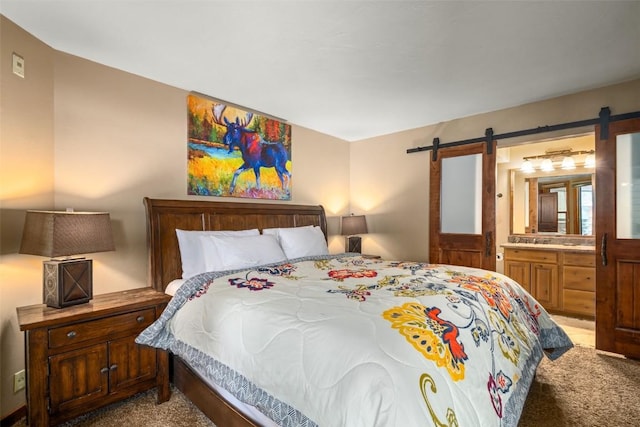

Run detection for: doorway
[[495, 133, 596, 275]]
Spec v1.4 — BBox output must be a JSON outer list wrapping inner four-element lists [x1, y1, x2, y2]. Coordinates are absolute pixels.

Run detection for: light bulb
[[561, 156, 576, 170], [520, 160, 535, 173], [585, 154, 595, 168], [540, 158, 554, 172]]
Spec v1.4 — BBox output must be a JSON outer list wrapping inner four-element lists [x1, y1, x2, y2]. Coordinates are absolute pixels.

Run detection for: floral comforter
[[136, 254, 572, 427]]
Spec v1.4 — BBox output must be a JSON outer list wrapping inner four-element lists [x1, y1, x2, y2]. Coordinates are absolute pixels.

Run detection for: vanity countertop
[[501, 242, 595, 253]]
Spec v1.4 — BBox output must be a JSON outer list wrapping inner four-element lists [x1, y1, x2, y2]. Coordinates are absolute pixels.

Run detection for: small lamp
[[20, 210, 115, 308], [341, 214, 368, 253]]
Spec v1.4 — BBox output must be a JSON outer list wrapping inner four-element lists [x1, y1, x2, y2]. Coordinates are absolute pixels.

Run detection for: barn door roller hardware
[[408, 107, 640, 158]]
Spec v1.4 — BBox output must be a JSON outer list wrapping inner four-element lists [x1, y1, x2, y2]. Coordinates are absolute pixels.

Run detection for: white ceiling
[[2, 1, 639, 141]]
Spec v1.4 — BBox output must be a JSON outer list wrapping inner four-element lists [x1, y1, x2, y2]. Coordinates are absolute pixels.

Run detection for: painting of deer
[[212, 104, 291, 196], [187, 94, 292, 200]]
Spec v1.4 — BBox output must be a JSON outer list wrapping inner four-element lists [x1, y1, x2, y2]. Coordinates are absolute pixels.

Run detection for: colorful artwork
[[187, 93, 292, 199]]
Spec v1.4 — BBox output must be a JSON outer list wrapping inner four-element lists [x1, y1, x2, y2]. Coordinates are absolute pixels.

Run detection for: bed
[[136, 197, 573, 427]]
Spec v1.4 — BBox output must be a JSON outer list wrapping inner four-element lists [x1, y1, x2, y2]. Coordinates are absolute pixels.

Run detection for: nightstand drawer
[[49, 308, 155, 349]]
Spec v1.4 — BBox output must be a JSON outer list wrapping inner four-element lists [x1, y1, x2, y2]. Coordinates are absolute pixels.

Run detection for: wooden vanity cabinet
[[503, 246, 595, 317], [560, 252, 596, 316], [504, 248, 560, 310]]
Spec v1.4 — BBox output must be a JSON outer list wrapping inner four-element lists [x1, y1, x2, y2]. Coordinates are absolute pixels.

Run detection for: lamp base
[[345, 236, 362, 253], [43, 259, 93, 308]]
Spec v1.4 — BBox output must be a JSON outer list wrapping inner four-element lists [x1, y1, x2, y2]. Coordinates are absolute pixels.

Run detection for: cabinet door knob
[[100, 367, 109, 374], [67, 331, 76, 338], [136, 316, 145, 323], [110, 364, 118, 371]]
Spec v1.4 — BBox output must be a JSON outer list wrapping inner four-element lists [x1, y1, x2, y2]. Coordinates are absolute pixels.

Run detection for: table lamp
[[20, 210, 115, 308], [341, 214, 368, 253]]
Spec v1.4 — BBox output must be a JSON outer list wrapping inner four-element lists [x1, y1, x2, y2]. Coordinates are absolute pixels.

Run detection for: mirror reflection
[[511, 170, 594, 235]]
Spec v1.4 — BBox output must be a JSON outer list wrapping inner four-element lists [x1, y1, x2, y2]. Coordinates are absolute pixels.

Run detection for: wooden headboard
[[143, 198, 328, 291]]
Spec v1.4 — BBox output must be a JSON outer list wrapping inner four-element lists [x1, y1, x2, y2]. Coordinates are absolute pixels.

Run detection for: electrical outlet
[[13, 369, 26, 393]]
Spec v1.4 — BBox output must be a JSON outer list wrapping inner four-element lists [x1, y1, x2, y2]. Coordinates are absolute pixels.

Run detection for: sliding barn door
[[596, 118, 640, 358], [430, 141, 496, 271]]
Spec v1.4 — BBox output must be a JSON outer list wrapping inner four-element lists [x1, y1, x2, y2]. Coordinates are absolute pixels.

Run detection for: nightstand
[[17, 288, 171, 426]]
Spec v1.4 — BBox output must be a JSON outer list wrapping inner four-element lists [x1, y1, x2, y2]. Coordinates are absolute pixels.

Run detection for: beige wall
[[351, 78, 640, 266], [0, 17, 350, 417], [0, 16, 56, 418]]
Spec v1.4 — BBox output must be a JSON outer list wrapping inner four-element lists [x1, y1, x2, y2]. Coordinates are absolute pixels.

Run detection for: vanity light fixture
[[520, 148, 594, 173]]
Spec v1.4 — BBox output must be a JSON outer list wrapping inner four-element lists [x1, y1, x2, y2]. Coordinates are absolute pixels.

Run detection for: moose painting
[[187, 94, 292, 200]]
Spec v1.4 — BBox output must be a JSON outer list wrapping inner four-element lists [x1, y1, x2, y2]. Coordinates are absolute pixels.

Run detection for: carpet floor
[[11, 345, 640, 426], [519, 345, 640, 426]]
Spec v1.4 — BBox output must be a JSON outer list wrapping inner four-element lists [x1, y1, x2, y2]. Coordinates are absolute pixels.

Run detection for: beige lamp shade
[[20, 211, 115, 258]]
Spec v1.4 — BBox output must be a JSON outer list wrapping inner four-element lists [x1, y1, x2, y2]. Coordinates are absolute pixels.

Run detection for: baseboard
[[1, 405, 26, 427]]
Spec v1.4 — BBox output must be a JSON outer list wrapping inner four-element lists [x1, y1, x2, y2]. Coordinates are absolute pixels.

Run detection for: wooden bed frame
[[143, 197, 328, 426]]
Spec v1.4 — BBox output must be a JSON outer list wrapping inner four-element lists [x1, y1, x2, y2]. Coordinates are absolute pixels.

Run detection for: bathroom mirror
[[511, 170, 594, 235]]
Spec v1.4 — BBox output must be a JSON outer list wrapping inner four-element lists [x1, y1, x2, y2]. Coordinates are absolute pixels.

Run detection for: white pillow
[[199, 234, 287, 272], [263, 224, 313, 235], [264, 225, 328, 259], [176, 229, 259, 278], [165, 279, 185, 296]]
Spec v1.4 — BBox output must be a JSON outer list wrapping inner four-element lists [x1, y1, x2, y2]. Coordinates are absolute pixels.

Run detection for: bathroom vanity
[[502, 237, 595, 318]]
